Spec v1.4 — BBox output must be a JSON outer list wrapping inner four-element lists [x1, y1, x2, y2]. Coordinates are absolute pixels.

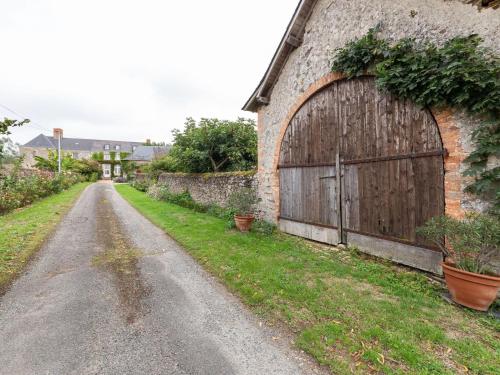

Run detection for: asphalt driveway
[[0, 182, 314, 375]]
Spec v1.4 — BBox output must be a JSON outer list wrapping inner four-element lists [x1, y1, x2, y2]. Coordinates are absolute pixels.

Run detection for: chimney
[[53, 128, 63, 140], [146, 138, 151, 145]]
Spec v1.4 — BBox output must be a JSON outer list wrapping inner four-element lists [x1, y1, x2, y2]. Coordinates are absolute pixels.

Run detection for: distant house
[[21, 128, 143, 179], [124, 145, 170, 165]]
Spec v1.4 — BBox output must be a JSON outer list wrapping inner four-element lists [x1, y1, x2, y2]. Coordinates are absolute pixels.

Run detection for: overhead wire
[[0, 103, 51, 133]]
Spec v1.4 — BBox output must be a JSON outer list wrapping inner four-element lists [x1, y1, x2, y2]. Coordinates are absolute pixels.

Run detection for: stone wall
[[20, 146, 92, 168], [19, 147, 50, 169], [255, 0, 500, 222], [156, 172, 258, 208]]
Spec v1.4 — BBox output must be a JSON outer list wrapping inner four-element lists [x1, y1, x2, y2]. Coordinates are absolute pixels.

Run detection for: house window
[[132, 146, 137, 151], [72, 152, 79, 159], [115, 153, 120, 161], [115, 145, 120, 151], [103, 153, 111, 161], [114, 164, 121, 176], [104, 144, 110, 150]]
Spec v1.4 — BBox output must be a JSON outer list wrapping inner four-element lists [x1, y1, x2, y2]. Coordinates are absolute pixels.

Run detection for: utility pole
[[56, 129, 62, 174]]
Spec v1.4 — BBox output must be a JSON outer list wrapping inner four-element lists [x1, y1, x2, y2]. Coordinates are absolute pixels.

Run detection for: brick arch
[[271, 72, 465, 220]]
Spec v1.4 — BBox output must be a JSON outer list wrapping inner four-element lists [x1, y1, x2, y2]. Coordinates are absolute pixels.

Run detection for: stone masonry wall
[[19, 147, 50, 169], [157, 172, 258, 208], [20, 146, 92, 168], [256, 0, 500, 222]]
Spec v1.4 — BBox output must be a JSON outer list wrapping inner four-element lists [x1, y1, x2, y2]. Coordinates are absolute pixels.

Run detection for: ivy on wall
[[331, 28, 499, 214], [91, 151, 130, 163], [92, 152, 104, 161]]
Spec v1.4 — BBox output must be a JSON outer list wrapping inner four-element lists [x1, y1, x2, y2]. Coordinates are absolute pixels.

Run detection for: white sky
[[1, 0, 297, 145]]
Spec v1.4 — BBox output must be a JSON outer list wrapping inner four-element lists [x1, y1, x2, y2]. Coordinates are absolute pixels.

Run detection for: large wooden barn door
[[278, 77, 445, 273]]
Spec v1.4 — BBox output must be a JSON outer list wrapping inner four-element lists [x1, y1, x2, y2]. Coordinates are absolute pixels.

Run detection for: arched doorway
[[278, 76, 445, 272]]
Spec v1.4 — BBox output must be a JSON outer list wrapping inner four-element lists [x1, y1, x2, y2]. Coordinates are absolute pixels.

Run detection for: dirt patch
[[93, 189, 151, 324], [347, 278, 399, 303], [438, 311, 500, 344], [427, 344, 468, 374]]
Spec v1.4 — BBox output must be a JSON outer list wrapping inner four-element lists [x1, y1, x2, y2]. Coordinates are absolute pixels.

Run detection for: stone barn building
[[243, 0, 499, 273]]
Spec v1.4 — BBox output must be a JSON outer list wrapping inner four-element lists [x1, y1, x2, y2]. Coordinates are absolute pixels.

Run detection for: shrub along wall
[[0, 171, 85, 215], [154, 171, 257, 208], [0, 168, 55, 178]]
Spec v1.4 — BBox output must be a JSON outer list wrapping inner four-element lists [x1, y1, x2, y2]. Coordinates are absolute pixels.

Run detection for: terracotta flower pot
[[234, 214, 254, 232], [442, 262, 500, 311]]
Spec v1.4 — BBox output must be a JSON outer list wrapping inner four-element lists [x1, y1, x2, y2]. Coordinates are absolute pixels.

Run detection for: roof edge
[[242, 0, 318, 112], [23, 133, 145, 147], [22, 133, 55, 148]]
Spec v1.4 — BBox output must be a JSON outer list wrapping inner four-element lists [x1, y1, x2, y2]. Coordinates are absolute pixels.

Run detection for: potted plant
[[417, 213, 500, 311], [227, 187, 258, 232]]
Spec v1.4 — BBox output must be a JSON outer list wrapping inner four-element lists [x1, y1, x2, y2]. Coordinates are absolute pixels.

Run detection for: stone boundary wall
[[155, 172, 258, 208]]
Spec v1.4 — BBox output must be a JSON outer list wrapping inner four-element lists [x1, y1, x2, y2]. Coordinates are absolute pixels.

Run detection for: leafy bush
[[89, 172, 99, 182], [74, 159, 101, 180], [34, 150, 102, 180], [417, 214, 500, 275], [0, 171, 83, 215], [251, 219, 277, 235], [206, 203, 232, 219], [167, 190, 199, 209], [145, 155, 178, 179], [227, 187, 259, 216], [331, 30, 500, 213], [146, 184, 206, 212], [130, 179, 152, 192], [146, 184, 171, 200]]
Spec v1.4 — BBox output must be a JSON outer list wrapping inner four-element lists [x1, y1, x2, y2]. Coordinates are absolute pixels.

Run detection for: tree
[[0, 117, 29, 166], [73, 158, 101, 179], [121, 160, 137, 177], [0, 136, 19, 166], [35, 150, 73, 171], [169, 117, 257, 173], [0, 117, 30, 135], [143, 140, 166, 146], [34, 151, 101, 179]]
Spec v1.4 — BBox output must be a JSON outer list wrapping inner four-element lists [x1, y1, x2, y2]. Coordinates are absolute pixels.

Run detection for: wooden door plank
[[336, 153, 342, 243]]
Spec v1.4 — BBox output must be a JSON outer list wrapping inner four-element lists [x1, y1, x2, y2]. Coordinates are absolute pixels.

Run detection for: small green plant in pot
[[417, 213, 500, 311], [227, 187, 258, 232]]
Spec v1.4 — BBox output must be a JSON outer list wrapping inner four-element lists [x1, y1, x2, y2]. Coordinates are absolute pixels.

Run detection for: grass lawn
[[116, 184, 500, 375], [0, 182, 90, 293]]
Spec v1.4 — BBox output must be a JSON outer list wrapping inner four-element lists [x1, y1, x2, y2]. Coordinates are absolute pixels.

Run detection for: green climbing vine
[[331, 28, 499, 214]]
